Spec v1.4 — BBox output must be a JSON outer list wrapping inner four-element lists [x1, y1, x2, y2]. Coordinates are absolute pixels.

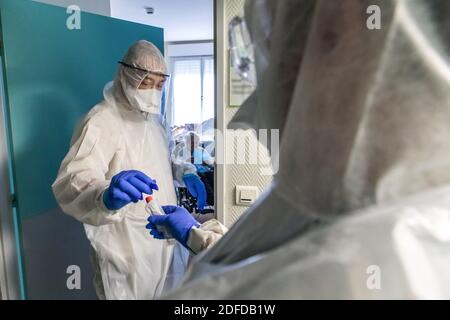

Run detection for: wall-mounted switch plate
[[235, 186, 259, 206]]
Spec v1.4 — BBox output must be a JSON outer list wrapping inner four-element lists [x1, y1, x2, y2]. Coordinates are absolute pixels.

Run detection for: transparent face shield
[[118, 61, 171, 116], [229, 16, 257, 85], [119, 61, 170, 81]]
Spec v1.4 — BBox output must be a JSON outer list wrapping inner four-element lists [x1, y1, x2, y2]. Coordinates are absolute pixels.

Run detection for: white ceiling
[[34, 0, 214, 42], [110, 0, 214, 42]]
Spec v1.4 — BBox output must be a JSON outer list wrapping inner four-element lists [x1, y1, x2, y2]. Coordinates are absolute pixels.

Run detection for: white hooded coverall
[[52, 41, 189, 300], [166, 0, 450, 299]]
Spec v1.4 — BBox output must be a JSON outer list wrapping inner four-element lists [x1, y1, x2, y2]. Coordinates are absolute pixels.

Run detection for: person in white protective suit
[[171, 131, 215, 212], [52, 40, 189, 300], [147, 0, 450, 299], [172, 132, 214, 175]]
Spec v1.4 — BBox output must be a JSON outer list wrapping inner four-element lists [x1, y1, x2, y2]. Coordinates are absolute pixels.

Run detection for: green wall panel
[[0, 0, 164, 219]]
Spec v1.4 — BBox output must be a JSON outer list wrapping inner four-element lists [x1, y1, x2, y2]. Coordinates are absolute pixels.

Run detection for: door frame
[[0, 59, 22, 300], [214, 0, 226, 225]]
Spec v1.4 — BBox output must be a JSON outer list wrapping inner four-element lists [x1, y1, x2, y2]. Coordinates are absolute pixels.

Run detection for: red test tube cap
[[145, 195, 153, 203]]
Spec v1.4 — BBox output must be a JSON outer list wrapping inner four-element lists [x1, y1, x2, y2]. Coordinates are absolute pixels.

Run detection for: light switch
[[235, 186, 259, 206]]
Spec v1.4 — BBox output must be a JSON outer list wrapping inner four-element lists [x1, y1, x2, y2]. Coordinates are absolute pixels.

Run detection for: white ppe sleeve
[[187, 219, 229, 254], [52, 119, 125, 226]]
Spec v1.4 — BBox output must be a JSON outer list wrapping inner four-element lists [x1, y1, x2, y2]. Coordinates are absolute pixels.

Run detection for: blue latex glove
[[103, 170, 158, 211], [183, 174, 207, 211], [146, 206, 200, 248]]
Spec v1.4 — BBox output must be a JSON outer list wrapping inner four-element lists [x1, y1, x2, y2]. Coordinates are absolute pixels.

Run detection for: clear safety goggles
[[228, 16, 257, 85], [118, 61, 170, 78], [118, 61, 171, 92]]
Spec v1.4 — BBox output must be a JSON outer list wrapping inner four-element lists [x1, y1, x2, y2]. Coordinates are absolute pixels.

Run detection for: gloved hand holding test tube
[[145, 195, 173, 240]]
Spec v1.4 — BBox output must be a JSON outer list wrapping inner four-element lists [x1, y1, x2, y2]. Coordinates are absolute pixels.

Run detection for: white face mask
[[124, 82, 163, 114], [134, 89, 163, 114]]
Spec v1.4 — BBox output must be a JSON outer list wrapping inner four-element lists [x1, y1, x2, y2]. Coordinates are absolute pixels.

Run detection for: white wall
[[167, 42, 214, 58], [33, 0, 111, 16], [216, 0, 273, 227]]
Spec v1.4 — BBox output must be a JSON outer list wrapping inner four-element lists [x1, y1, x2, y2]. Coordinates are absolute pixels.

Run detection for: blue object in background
[[183, 174, 207, 211]]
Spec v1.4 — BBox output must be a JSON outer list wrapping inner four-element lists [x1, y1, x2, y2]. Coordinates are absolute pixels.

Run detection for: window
[[170, 56, 215, 126]]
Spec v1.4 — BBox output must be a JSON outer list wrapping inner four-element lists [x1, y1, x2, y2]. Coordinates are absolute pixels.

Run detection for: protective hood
[[277, 0, 450, 216], [111, 40, 167, 114], [198, 0, 450, 264]]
